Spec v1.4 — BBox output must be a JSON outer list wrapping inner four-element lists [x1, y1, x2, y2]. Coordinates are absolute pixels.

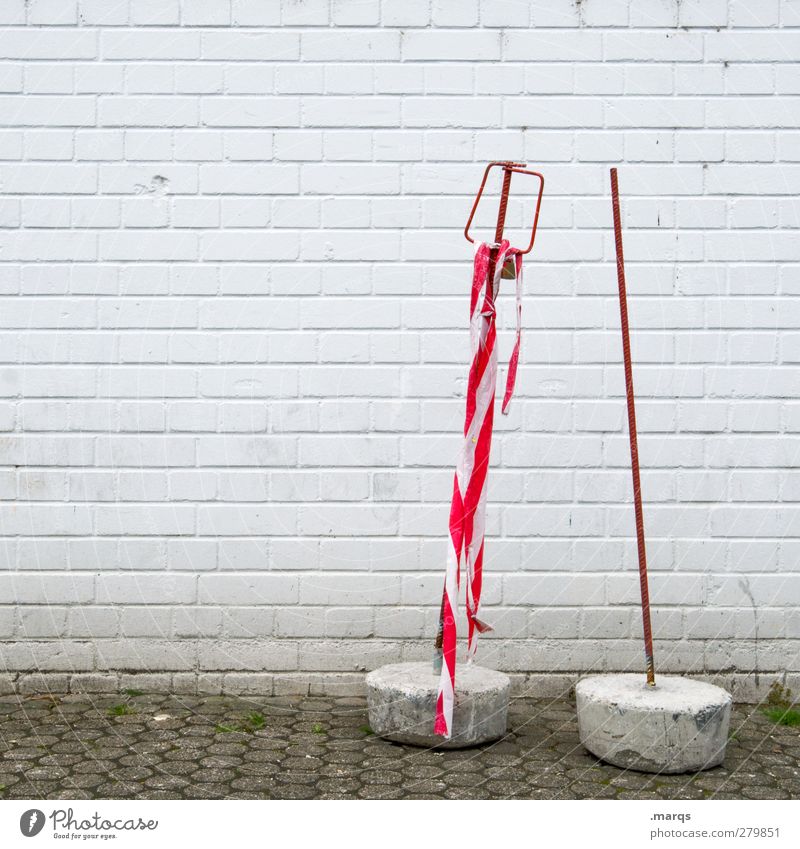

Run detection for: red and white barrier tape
[[435, 239, 523, 738]]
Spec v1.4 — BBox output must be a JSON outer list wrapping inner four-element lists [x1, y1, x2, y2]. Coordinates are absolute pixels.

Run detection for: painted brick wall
[[1, 0, 799, 696]]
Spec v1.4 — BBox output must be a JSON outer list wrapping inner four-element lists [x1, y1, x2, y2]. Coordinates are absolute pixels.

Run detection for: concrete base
[[366, 661, 510, 749], [576, 673, 732, 774]]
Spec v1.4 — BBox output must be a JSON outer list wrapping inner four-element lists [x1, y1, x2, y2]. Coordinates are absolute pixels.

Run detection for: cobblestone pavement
[[0, 693, 797, 800]]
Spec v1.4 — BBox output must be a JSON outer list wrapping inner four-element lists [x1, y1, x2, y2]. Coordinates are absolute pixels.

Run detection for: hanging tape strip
[[501, 249, 523, 415]]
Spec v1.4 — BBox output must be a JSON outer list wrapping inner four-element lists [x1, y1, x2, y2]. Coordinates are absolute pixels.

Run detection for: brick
[[0, 29, 95, 59], [198, 573, 297, 605], [202, 31, 298, 61], [102, 30, 199, 60], [605, 32, 702, 62], [0, 574, 93, 604], [197, 504, 297, 535], [81, 0, 129, 25], [100, 96, 198, 127], [130, 0, 178, 25], [504, 31, 601, 62], [203, 96, 298, 127], [0, 95, 94, 126]]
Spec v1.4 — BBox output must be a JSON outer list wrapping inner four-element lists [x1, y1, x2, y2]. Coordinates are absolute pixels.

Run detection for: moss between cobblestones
[[107, 703, 136, 717], [762, 706, 800, 727], [214, 711, 268, 734], [761, 681, 800, 727], [247, 712, 266, 730]]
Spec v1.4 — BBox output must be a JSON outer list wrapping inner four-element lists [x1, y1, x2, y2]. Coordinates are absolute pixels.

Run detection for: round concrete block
[[576, 673, 732, 774], [366, 661, 510, 749]]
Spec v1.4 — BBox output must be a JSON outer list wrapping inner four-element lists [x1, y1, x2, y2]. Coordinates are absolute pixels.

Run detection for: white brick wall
[[1, 0, 799, 696]]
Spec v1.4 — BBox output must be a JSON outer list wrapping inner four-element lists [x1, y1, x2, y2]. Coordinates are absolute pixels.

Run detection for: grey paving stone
[[0, 694, 795, 800]]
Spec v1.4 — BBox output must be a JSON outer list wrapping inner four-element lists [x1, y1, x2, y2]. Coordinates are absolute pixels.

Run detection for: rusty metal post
[[485, 165, 513, 295], [610, 167, 656, 687]]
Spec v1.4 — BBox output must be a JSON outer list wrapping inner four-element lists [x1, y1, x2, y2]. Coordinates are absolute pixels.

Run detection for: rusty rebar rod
[[610, 167, 656, 687], [485, 164, 513, 294]]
